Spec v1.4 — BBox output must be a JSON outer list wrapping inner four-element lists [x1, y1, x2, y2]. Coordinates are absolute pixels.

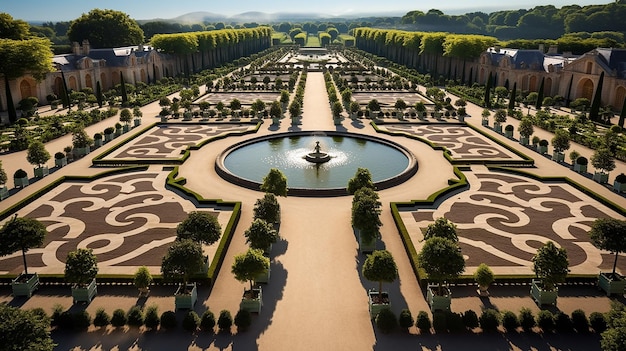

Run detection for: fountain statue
[[304, 141, 331, 163]]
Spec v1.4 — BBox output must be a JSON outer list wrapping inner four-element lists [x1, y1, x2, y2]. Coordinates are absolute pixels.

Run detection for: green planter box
[[552, 152, 565, 163], [74, 146, 90, 158], [368, 289, 390, 318], [14, 176, 29, 188], [613, 181, 626, 193], [458, 114, 465, 122], [598, 272, 626, 296], [538, 145, 548, 154], [94, 139, 103, 147], [240, 288, 262, 313], [505, 130, 513, 138], [255, 264, 270, 284], [493, 123, 502, 134], [71, 278, 97, 304], [104, 133, 114, 142], [0, 185, 8, 200], [114, 128, 122, 137], [520, 136, 529, 145], [12, 273, 39, 297], [174, 283, 197, 310], [530, 279, 557, 306], [593, 172, 609, 184], [183, 113, 193, 121], [427, 284, 451, 312], [33, 166, 48, 178], [574, 163, 587, 173], [334, 118, 342, 125], [55, 157, 67, 168], [134, 118, 141, 127], [481, 117, 488, 126]]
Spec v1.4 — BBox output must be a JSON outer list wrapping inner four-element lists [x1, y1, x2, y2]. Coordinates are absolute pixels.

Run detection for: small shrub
[[398, 309, 414, 330], [555, 311, 573, 333], [616, 173, 626, 183], [446, 311, 465, 333], [519, 307, 536, 332], [416, 311, 432, 334], [433, 311, 448, 333], [93, 308, 111, 328], [462, 310, 479, 330], [537, 310, 555, 333], [479, 309, 500, 333], [589, 312, 607, 333], [144, 305, 160, 330], [571, 309, 589, 333], [501, 310, 520, 332], [160, 311, 177, 330], [217, 310, 233, 333], [51, 304, 64, 327], [200, 310, 216, 332], [73, 310, 92, 331], [375, 307, 397, 334], [182, 311, 200, 332], [127, 306, 144, 327], [576, 156, 588, 165], [111, 309, 127, 328], [234, 309, 252, 332], [29, 307, 48, 322]]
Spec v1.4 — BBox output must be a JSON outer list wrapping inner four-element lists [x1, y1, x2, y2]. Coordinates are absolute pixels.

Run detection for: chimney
[[547, 45, 558, 55], [81, 40, 90, 56], [138, 43, 144, 51], [538, 44, 545, 53], [494, 45, 501, 53], [72, 42, 80, 55]]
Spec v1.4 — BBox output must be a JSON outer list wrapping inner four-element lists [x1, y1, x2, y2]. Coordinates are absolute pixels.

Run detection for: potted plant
[[26, 140, 50, 178], [133, 107, 142, 126], [481, 109, 490, 126], [231, 248, 269, 313], [493, 109, 506, 133], [614, 173, 626, 193], [13, 169, 29, 188], [176, 211, 222, 274], [574, 156, 588, 173], [253, 193, 281, 230], [332, 101, 343, 125], [72, 125, 93, 157], [518, 117, 534, 145], [504, 124, 514, 138], [119, 108, 132, 132], [161, 239, 204, 310], [363, 250, 398, 318], [538, 139, 549, 155], [589, 218, 626, 295], [65, 248, 99, 304], [0, 215, 46, 297], [104, 127, 115, 142], [270, 100, 282, 125], [418, 237, 465, 312], [591, 148, 615, 184], [54, 152, 67, 168], [551, 129, 570, 163], [474, 263, 495, 296], [244, 219, 277, 284], [351, 187, 382, 254], [93, 133, 103, 147], [114, 122, 123, 137], [0, 161, 8, 200], [532, 135, 541, 149], [531, 241, 569, 306], [134, 266, 153, 296], [260, 168, 288, 197]]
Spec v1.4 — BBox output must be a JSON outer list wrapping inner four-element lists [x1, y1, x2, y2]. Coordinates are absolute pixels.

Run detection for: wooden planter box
[[598, 272, 626, 296], [240, 287, 262, 314], [71, 278, 97, 304], [530, 279, 557, 306], [14, 176, 29, 188], [552, 152, 565, 163], [593, 172, 609, 184], [174, 283, 197, 310], [33, 166, 48, 178], [520, 136, 529, 145], [505, 129, 513, 138], [537, 145, 548, 154], [333, 118, 342, 125], [574, 163, 587, 173], [272, 117, 280, 125], [458, 114, 465, 122], [427, 284, 451, 312], [613, 181, 626, 193], [368, 289, 390, 318], [355, 228, 376, 254], [0, 185, 8, 200], [12, 273, 39, 297], [55, 157, 67, 168], [255, 264, 271, 284], [123, 125, 130, 133], [114, 128, 122, 137]]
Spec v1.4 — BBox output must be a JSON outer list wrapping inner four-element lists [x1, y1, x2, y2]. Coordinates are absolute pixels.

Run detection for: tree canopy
[[64, 248, 98, 286], [161, 239, 204, 286], [362, 249, 398, 298], [347, 167, 375, 194], [67, 9, 144, 48], [0, 304, 54, 351], [176, 211, 222, 246], [589, 218, 626, 276], [0, 216, 47, 275], [532, 241, 569, 291], [260, 168, 288, 197], [0, 13, 30, 40], [231, 248, 269, 290]]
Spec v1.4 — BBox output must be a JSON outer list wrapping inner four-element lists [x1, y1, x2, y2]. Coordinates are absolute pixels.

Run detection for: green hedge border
[[92, 121, 261, 166]]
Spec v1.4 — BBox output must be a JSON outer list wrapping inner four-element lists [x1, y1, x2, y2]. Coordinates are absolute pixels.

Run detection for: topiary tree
[[119, 108, 132, 125], [182, 311, 200, 332], [133, 266, 153, 295], [347, 167, 375, 194], [479, 309, 501, 333], [362, 250, 398, 300], [0, 215, 46, 275], [260, 168, 288, 197], [110, 308, 127, 328], [161, 239, 204, 291], [501, 310, 520, 332], [532, 241, 569, 291], [26, 140, 50, 169], [144, 305, 160, 330], [200, 309, 216, 332], [591, 148, 616, 174], [93, 308, 111, 328], [127, 306, 144, 327], [244, 218, 278, 253], [519, 307, 536, 332], [64, 248, 98, 287], [231, 248, 270, 291], [234, 309, 252, 332], [518, 117, 534, 139], [398, 309, 414, 331], [416, 310, 432, 334], [474, 263, 495, 294], [589, 218, 626, 278], [424, 217, 458, 242], [253, 193, 281, 224], [418, 237, 465, 295], [375, 307, 397, 333], [493, 109, 507, 125], [176, 211, 222, 246], [551, 129, 570, 153], [217, 310, 233, 333], [351, 187, 382, 245], [0, 304, 54, 351], [72, 125, 93, 149]]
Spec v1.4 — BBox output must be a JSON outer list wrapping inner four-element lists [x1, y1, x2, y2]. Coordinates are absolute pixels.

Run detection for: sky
[[4, 0, 613, 22]]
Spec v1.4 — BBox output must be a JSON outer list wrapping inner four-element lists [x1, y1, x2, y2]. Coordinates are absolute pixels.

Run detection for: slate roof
[[595, 48, 626, 78], [52, 45, 158, 71], [485, 47, 578, 73]]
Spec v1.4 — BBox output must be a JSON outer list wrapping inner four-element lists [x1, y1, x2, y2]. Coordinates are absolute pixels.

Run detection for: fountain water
[[304, 141, 331, 163]]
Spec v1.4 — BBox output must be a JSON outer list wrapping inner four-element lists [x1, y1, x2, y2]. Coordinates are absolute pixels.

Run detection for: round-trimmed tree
[[362, 250, 398, 300], [260, 168, 288, 197], [347, 167, 375, 195], [0, 216, 47, 275], [253, 193, 281, 224], [418, 237, 465, 295], [424, 217, 458, 242], [64, 248, 98, 287], [26, 140, 50, 168], [589, 218, 626, 277], [231, 248, 270, 291], [161, 239, 204, 289], [176, 211, 222, 246], [532, 241, 569, 291], [244, 218, 278, 253]]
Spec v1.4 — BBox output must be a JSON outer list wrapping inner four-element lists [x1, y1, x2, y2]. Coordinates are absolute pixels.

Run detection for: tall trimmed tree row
[[484, 72, 493, 108], [508, 82, 517, 110], [589, 71, 605, 122], [535, 77, 545, 110]]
